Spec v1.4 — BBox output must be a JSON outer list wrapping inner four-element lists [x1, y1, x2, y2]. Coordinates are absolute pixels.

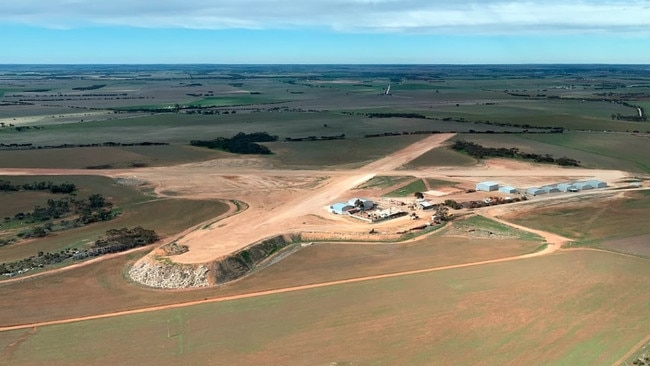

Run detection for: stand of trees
[[0, 180, 76, 194], [451, 140, 580, 167], [5, 194, 116, 242], [191, 132, 278, 154], [0, 227, 159, 277]]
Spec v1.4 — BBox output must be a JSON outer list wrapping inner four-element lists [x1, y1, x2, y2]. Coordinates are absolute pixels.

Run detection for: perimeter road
[[0, 241, 561, 333]]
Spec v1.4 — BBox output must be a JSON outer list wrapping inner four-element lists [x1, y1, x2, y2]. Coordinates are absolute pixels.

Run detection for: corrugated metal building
[[526, 187, 546, 196], [542, 185, 561, 193], [499, 186, 518, 194], [330, 203, 354, 215], [347, 198, 374, 210], [574, 182, 594, 190], [557, 183, 578, 192], [585, 179, 607, 188], [476, 181, 499, 191]]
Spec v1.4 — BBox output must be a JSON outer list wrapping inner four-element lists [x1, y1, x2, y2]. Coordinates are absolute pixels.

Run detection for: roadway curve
[[0, 234, 565, 333]]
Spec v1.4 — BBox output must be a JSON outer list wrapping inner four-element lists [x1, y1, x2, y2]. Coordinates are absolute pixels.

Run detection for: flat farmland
[[1, 250, 648, 365], [0, 175, 230, 262], [401, 144, 478, 168], [3, 65, 650, 365], [266, 135, 426, 168], [0, 145, 225, 169], [503, 190, 650, 248], [454, 132, 650, 173], [0, 197, 230, 264], [0, 235, 540, 326]]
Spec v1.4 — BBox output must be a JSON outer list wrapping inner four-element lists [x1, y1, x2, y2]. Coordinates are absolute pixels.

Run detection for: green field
[[1, 250, 648, 365], [383, 178, 426, 197], [190, 95, 288, 107], [450, 215, 543, 242], [354, 175, 414, 189], [425, 178, 459, 189], [266, 135, 426, 169], [505, 190, 650, 247], [454, 132, 650, 173], [402, 145, 478, 168]]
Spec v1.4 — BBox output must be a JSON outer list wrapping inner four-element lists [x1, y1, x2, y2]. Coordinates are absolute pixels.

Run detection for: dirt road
[[0, 133, 630, 267], [139, 133, 457, 264], [0, 239, 566, 333]]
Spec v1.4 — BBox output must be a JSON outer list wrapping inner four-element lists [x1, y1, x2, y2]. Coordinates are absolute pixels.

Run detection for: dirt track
[[0, 133, 630, 267], [0, 243, 572, 333]]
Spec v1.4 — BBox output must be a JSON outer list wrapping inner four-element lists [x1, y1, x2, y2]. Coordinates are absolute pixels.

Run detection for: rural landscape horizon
[[2, 1, 650, 364], [1, 62, 649, 365]]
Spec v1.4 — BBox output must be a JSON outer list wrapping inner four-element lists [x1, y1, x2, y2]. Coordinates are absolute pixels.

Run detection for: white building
[[476, 181, 499, 192]]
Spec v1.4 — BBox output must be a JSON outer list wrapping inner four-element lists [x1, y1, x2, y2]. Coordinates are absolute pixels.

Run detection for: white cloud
[[1, 0, 650, 34]]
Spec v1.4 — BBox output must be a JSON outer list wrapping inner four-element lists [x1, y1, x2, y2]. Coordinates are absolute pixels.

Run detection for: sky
[[1, 0, 649, 64]]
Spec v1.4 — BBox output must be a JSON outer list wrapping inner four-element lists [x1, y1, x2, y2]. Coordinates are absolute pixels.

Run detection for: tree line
[[0, 180, 76, 194], [0, 141, 168, 150], [451, 140, 580, 167], [0, 227, 159, 277], [191, 132, 278, 154], [4, 194, 116, 243]]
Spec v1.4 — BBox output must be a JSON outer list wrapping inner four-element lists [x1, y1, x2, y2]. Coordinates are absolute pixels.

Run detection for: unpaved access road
[[0, 132, 630, 266], [0, 241, 572, 333]]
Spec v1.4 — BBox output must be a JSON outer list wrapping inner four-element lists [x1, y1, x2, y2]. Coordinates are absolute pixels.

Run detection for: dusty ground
[[0, 133, 632, 267]]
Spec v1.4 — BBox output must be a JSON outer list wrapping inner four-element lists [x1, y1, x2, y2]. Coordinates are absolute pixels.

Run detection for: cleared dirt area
[[0, 133, 631, 276]]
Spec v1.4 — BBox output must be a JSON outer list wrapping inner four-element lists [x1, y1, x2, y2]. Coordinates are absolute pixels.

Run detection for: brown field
[[502, 190, 650, 245], [0, 191, 60, 219], [0, 234, 539, 326], [601, 234, 650, 258], [0, 145, 224, 169], [1, 250, 648, 365]]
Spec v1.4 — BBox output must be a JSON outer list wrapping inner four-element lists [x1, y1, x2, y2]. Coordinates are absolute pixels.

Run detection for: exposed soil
[[0, 133, 635, 288]]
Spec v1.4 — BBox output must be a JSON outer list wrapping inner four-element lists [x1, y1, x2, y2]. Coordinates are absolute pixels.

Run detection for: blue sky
[[1, 1, 649, 64]]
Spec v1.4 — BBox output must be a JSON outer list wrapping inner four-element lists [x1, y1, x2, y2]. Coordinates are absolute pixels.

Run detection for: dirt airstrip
[[0, 133, 632, 285]]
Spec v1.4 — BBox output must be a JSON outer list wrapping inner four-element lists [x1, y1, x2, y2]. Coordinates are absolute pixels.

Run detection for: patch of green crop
[[383, 179, 427, 197], [355, 176, 414, 190]]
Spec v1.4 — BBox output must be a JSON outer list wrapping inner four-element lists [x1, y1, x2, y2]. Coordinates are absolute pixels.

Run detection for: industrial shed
[[526, 187, 546, 196], [417, 200, 435, 210], [476, 181, 499, 192], [542, 186, 561, 194], [498, 186, 517, 194], [330, 203, 354, 215], [347, 198, 374, 210], [557, 183, 578, 192], [574, 182, 594, 190], [585, 179, 607, 188]]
